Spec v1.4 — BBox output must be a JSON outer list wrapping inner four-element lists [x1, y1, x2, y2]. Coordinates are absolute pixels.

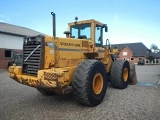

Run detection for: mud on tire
[[72, 60, 107, 107]]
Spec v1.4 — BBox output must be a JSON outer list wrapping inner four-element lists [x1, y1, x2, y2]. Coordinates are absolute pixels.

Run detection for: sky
[[0, 0, 160, 49]]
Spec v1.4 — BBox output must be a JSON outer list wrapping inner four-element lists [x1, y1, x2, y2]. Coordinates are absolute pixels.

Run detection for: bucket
[[129, 63, 137, 85]]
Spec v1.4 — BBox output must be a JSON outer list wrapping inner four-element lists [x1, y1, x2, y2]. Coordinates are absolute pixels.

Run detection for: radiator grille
[[23, 35, 44, 76]]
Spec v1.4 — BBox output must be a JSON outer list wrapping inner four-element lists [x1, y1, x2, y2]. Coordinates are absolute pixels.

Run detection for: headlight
[[47, 41, 57, 49]]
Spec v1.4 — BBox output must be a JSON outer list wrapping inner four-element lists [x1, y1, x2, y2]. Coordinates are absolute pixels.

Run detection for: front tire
[[72, 60, 107, 106], [110, 60, 130, 89]]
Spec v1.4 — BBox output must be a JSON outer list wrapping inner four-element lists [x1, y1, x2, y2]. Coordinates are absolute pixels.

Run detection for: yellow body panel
[[44, 37, 55, 68], [9, 65, 76, 88]]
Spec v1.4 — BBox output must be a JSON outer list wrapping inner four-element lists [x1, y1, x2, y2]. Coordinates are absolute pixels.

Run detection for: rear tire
[[111, 60, 130, 89], [72, 60, 107, 106], [36, 88, 55, 96]]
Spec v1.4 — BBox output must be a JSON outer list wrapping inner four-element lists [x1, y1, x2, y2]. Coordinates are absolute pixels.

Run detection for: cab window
[[95, 24, 103, 46], [71, 23, 91, 39]]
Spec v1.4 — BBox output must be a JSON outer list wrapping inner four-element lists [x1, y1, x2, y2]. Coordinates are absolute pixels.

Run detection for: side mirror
[[103, 24, 108, 32], [105, 26, 108, 32]]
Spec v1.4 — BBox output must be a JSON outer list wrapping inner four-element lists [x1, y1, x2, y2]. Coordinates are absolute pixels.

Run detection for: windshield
[[71, 23, 91, 39], [14, 55, 23, 61]]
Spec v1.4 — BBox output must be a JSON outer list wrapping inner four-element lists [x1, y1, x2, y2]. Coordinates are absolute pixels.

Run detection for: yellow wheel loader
[[8, 12, 131, 106]]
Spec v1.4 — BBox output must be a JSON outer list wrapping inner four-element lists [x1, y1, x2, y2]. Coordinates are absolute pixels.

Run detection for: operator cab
[[67, 19, 108, 47]]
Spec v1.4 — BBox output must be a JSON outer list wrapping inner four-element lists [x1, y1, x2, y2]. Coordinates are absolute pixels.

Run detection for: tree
[[150, 44, 159, 53]]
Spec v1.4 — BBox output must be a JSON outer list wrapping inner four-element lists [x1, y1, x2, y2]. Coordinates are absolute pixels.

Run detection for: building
[[146, 52, 160, 64], [111, 42, 149, 64], [0, 22, 43, 68]]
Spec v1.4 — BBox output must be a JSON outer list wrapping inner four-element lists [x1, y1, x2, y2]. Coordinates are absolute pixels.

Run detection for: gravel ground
[[0, 65, 160, 120]]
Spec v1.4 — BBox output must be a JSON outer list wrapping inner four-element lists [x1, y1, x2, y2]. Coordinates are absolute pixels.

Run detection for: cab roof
[[68, 19, 104, 26]]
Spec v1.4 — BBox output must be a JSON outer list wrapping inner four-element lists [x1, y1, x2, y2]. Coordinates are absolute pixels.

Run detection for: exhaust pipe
[[51, 12, 56, 37]]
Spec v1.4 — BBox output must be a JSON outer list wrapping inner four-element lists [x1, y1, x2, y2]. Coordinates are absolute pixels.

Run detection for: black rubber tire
[[110, 60, 130, 89], [36, 88, 55, 96], [72, 60, 107, 107]]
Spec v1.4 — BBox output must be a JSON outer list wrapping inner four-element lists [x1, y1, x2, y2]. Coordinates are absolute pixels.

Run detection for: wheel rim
[[123, 68, 128, 82], [92, 73, 103, 94]]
